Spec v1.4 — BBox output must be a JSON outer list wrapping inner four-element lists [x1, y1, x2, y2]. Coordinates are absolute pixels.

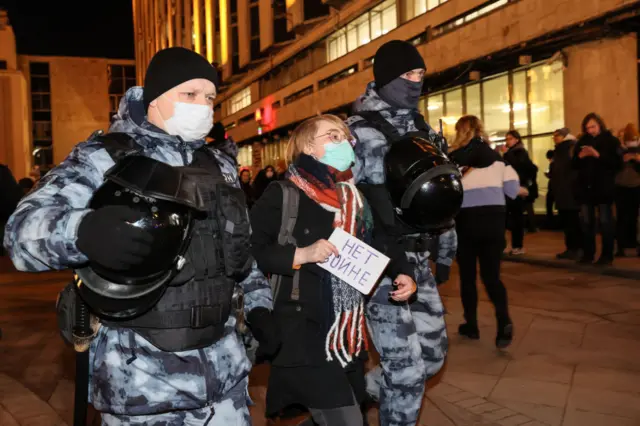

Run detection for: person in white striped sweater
[[449, 116, 526, 349]]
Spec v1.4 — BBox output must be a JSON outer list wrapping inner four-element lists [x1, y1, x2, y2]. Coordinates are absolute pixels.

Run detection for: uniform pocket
[[365, 302, 420, 360], [215, 184, 252, 279]]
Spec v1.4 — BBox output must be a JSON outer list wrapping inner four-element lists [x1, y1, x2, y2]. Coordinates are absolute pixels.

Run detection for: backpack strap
[[354, 111, 402, 142], [275, 180, 299, 246], [270, 180, 301, 302], [91, 131, 144, 162]]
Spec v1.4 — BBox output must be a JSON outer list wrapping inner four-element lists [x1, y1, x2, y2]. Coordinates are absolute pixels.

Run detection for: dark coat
[[549, 138, 579, 210], [572, 130, 623, 205], [252, 168, 277, 202], [0, 165, 22, 224], [504, 142, 538, 201], [250, 182, 366, 415]]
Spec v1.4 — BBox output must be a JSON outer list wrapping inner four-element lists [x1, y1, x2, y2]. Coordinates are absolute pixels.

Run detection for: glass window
[[381, 4, 397, 34], [512, 71, 528, 135], [482, 74, 510, 141], [418, 96, 427, 118], [325, 0, 396, 62], [426, 93, 444, 127], [466, 83, 481, 119], [414, 0, 427, 17], [356, 16, 370, 45], [370, 10, 382, 40], [346, 25, 357, 52], [443, 88, 463, 141], [238, 145, 253, 167], [427, 0, 439, 10], [229, 87, 252, 114], [529, 62, 564, 135]]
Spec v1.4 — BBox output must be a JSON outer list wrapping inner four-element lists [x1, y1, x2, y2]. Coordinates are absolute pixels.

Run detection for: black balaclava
[[373, 40, 426, 109]]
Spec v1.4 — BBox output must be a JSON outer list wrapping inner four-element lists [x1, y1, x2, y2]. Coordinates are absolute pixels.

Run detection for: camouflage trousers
[[101, 377, 252, 426], [365, 251, 448, 426]]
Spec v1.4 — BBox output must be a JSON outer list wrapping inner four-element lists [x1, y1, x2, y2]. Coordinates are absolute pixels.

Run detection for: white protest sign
[[318, 228, 390, 295]]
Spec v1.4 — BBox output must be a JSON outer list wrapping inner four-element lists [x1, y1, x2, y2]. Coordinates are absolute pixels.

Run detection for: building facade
[[0, 10, 135, 179], [136, 0, 640, 211]]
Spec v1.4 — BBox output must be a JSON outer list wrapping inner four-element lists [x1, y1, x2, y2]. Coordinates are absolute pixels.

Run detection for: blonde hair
[[286, 114, 353, 162], [451, 115, 489, 151]]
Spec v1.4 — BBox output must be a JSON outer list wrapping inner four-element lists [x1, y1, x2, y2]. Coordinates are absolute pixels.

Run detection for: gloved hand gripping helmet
[[75, 155, 207, 319], [385, 136, 463, 233]]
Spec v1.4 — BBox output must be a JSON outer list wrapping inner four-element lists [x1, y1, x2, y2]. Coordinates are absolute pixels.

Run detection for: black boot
[[496, 322, 513, 349], [458, 323, 480, 340], [595, 256, 613, 267]]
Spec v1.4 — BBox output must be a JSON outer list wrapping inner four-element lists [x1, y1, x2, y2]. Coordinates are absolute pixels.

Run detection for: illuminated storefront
[[422, 60, 565, 211]]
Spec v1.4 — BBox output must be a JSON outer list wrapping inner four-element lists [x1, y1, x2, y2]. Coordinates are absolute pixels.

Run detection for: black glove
[[247, 307, 281, 358], [76, 205, 154, 271]]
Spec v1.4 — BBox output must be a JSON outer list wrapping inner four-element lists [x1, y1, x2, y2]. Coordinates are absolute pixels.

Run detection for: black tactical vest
[[98, 133, 252, 352]]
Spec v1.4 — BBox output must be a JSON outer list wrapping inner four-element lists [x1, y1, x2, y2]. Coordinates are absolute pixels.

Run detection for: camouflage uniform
[[347, 82, 456, 426], [3, 87, 272, 425]]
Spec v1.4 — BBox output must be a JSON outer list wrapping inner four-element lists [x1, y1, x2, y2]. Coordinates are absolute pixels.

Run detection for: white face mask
[[162, 101, 213, 141]]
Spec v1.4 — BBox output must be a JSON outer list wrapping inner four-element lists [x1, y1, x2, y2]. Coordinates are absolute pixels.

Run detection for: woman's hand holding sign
[[390, 274, 417, 302], [294, 239, 339, 265]]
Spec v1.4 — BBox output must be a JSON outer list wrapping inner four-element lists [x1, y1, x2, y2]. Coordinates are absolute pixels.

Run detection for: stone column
[[238, 0, 250, 68], [564, 34, 639, 135], [184, 0, 193, 49], [175, 0, 183, 47]]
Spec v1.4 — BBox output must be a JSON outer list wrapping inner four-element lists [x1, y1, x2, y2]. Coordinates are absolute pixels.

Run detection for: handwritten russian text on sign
[[318, 228, 390, 294]]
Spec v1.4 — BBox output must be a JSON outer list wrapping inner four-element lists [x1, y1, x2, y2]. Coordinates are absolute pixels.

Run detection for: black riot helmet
[[75, 155, 206, 320], [385, 136, 463, 233]]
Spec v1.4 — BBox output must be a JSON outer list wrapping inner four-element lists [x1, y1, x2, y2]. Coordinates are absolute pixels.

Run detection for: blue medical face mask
[[318, 140, 355, 172]]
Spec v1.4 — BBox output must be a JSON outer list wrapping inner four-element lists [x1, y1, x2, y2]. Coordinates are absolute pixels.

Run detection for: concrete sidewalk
[[503, 231, 640, 280]]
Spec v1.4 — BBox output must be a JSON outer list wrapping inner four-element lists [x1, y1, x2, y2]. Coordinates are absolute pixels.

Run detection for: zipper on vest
[[176, 136, 188, 165]]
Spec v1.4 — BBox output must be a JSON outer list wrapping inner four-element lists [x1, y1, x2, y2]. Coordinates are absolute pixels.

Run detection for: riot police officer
[[347, 40, 459, 426], [4, 47, 276, 425]]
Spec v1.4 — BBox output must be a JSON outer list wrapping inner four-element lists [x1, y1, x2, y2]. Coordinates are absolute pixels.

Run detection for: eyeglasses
[[314, 129, 355, 145]]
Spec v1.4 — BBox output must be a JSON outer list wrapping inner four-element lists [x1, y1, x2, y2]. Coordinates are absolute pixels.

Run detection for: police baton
[[72, 290, 92, 426]]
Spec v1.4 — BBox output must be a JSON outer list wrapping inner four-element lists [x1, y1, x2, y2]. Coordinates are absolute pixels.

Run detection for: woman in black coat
[[252, 165, 277, 202], [572, 113, 623, 265], [503, 130, 538, 254], [250, 115, 418, 425]]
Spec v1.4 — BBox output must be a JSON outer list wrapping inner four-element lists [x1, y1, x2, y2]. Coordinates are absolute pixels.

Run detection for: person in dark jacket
[[250, 115, 416, 425], [239, 168, 255, 208], [545, 149, 555, 228], [0, 165, 23, 256], [252, 165, 278, 201], [18, 177, 35, 196], [572, 113, 623, 265], [503, 130, 538, 254], [550, 128, 582, 259], [614, 124, 640, 257], [449, 116, 523, 348]]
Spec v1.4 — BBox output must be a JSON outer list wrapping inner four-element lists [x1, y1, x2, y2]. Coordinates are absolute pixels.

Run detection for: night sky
[[0, 0, 134, 59]]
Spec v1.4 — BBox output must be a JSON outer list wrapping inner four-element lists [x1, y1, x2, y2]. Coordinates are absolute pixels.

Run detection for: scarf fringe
[[324, 301, 367, 368]]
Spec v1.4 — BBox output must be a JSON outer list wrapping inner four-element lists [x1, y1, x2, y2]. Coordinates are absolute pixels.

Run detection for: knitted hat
[[373, 40, 426, 89], [554, 127, 570, 137], [143, 47, 219, 111]]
